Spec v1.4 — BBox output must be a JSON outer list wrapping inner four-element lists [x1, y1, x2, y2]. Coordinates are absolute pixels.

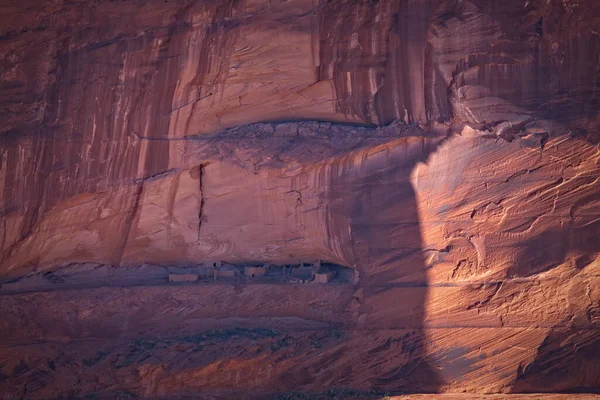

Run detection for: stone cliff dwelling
[[244, 265, 269, 277], [162, 260, 351, 284], [0, 0, 598, 399], [168, 273, 199, 284], [0, 261, 353, 292]]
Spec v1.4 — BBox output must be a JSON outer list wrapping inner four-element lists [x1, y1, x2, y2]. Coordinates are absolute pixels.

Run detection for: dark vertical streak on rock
[[139, 9, 189, 176], [198, 164, 206, 241], [0, 131, 46, 264], [0, 216, 6, 255], [376, 0, 442, 124], [184, 0, 243, 133], [317, 0, 395, 123], [22, 132, 46, 242], [166, 172, 181, 240], [114, 184, 144, 266]]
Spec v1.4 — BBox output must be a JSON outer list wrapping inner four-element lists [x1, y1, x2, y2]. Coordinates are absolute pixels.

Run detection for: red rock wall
[[0, 0, 598, 397]]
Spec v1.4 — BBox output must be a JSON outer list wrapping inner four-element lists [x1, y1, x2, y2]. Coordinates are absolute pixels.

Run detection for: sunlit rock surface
[[0, 0, 598, 398]]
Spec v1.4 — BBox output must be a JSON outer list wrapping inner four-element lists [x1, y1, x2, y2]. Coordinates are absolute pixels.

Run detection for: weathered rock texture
[[0, 0, 599, 398]]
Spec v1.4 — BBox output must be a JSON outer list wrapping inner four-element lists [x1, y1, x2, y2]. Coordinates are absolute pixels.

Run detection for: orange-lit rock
[[0, 0, 598, 398]]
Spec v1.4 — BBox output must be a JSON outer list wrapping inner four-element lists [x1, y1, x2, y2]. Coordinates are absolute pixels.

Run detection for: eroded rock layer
[[0, 0, 598, 398]]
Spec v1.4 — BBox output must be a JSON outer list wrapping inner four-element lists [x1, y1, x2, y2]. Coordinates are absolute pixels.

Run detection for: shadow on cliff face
[[508, 220, 600, 279], [510, 219, 600, 393], [512, 328, 600, 394], [0, 0, 597, 395], [203, 121, 447, 393], [324, 130, 446, 391]]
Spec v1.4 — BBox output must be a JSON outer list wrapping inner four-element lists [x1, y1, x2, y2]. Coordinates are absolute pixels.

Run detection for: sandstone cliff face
[[0, 0, 599, 398]]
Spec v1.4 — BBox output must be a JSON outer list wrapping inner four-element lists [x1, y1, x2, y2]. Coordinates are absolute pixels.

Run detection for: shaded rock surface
[[0, 0, 599, 398]]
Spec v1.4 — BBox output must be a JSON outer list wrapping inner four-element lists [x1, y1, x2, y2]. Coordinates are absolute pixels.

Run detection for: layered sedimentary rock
[[0, 0, 599, 398]]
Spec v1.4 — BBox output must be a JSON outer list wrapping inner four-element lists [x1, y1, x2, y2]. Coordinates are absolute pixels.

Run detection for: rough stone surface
[[0, 0, 598, 398]]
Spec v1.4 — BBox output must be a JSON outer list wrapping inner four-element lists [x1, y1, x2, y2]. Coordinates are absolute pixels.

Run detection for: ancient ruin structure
[[0, 0, 598, 398], [313, 269, 337, 284], [168, 273, 199, 284], [244, 265, 269, 277]]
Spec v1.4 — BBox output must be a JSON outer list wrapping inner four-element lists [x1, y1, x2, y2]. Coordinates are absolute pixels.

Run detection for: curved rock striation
[[0, 0, 598, 397]]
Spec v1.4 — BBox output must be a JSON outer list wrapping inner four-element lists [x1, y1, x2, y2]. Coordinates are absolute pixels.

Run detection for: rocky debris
[[0, 0, 598, 397]]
